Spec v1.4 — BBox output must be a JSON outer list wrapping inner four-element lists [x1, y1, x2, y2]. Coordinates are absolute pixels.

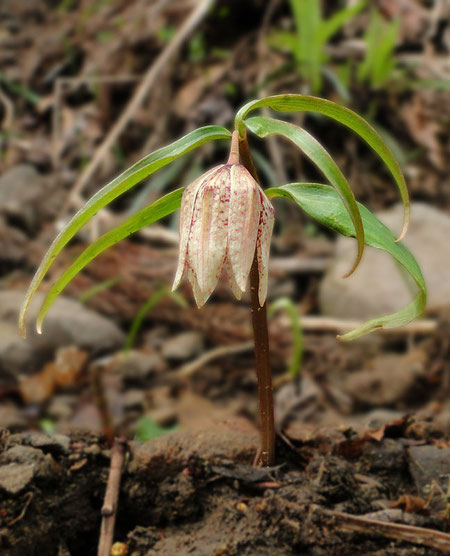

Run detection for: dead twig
[[90, 365, 115, 447], [98, 438, 128, 556], [278, 315, 437, 336], [60, 0, 214, 216], [7, 492, 33, 527], [315, 505, 450, 553], [176, 341, 254, 379]]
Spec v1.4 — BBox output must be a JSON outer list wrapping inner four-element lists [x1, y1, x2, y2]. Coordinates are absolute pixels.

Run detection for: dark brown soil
[[1, 416, 450, 556]]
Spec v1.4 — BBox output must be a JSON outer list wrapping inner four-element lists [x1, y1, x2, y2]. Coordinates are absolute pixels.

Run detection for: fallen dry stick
[[315, 505, 450, 554], [279, 315, 437, 335], [176, 341, 254, 379], [98, 438, 128, 556], [90, 364, 115, 447]]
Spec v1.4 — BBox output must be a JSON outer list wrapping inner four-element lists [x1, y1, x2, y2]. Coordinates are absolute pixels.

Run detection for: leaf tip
[[19, 322, 27, 339], [342, 244, 364, 279], [18, 304, 28, 338], [395, 201, 410, 243]]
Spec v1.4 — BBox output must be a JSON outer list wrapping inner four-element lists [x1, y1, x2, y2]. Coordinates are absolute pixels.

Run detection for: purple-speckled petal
[[256, 189, 275, 306], [228, 165, 260, 293], [172, 165, 222, 291]]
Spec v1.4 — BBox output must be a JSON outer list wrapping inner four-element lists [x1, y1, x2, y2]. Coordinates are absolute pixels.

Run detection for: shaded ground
[[2, 415, 450, 556]]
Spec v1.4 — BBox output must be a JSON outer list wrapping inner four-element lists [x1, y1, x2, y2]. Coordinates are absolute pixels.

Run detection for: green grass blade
[[78, 277, 122, 303], [266, 183, 426, 340], [36, 188, 184, 333], [245, 116, 364, 276], [289, 0, 322, 92], [124, 287, 188, 353], [319, 0, 366, 43], [268, 297, 303, 378], [235, 94, 409, 237], [19, 125, 231, 335]]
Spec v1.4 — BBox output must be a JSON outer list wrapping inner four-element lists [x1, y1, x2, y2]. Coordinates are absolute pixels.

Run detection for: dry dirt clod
[[0, 463, 33, 495]]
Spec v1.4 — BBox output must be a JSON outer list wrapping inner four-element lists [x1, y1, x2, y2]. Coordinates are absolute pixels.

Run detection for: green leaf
[[36, 188, 184, 334], [135, 415, 178, 442], [266, 183, 426, 340], [19, 125, 231, 335], [245, 116, 364, 276], [235, 94, 409, 237]]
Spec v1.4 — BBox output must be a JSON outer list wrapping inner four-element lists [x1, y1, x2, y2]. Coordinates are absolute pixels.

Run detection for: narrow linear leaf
[[19, 125, 231, 335], [266, 183, 426, 340], [245, 116, 364, 276], [268, 297, 303, 378], [36, 188, 184, 334], [235, 94, 409, 238], [320, 0, 366, 44], [124, 286, 188, 353]]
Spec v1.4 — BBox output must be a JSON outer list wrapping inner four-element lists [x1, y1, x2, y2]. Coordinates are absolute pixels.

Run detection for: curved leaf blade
[[19, 125, 231, 335], [266, 183, 426, 340], [36, 188, 184, 334], [245, 116, 364, 276], [235, 94, 409, 238]]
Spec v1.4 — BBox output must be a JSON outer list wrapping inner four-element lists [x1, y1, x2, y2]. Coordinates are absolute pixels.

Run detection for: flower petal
[[187, 264, 209, 307], [226, 254, 243, 300], [228, 165, 261, 292], [256, 190, 275, 306], [172, 165, 222, 291], [188, 166, 229, 299]]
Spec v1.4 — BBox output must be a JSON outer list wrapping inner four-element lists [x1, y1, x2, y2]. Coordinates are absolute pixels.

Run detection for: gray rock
[[0, 290, 124, 378], [344, 352, 425, 406], [319, 203, 450, 319], [408, 445, 450, 512], [0, 404, 26, 430], [46, 395, 76, 421], [0, 164, 42, 229], [0, 215, 28, 264], [0, 463, 34, 495], [161, 331, 204, 361], [113, 351, 165, 382], [10, 432, 70, 455], [123, 389, 146, 411], [2, 445, 56, 479]]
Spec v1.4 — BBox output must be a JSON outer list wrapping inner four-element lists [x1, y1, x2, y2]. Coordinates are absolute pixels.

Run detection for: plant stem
[[249, 254, 275, 466], [238, 132, 275, 467]]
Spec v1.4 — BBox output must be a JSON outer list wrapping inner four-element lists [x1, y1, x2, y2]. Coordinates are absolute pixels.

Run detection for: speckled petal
[[228, 165, 261, 293], [172, 165, 222, 291], [187, 166, 229, 299], [196, 166, 230, 297], [225, 254, 243, 300], [256, 190, 275, 306], [187, 265, 209, 308]]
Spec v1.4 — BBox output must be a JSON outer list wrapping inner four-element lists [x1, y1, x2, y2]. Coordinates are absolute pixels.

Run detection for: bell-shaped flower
[[172, 136, 274, 308]]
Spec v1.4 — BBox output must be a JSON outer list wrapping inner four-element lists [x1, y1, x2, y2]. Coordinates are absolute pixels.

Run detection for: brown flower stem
[[249, 254, 275, 466], [238, 131, 275, 467]]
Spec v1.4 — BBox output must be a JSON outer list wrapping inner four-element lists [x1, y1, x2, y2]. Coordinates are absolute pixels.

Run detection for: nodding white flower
[[172, 133, 274, 308]]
